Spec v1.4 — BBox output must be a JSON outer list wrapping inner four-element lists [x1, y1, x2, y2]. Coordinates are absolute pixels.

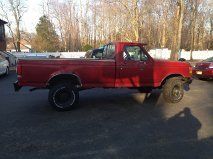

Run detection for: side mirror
[[141, 55, 148, 61], [123, 52, 130, 60], [178, 58, 186, 62]]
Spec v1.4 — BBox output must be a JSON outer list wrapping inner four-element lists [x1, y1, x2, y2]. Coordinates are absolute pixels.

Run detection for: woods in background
[[32, 15, 60, 52], [0, 0, 213, 60]]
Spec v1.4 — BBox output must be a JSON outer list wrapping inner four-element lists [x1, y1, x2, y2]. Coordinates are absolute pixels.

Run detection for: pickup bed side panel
[[75, 60, 116, 88], [19, 59, 116, 88]]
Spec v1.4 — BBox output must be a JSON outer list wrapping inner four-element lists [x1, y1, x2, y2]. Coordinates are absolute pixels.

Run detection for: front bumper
[[13, 81, 22, 92]]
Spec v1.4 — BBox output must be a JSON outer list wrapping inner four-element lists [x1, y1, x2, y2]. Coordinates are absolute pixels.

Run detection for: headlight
[[209, 64, 213, 69]]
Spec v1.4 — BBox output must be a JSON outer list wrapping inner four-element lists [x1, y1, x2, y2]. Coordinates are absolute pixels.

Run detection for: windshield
[[203, 57, 213, 62]]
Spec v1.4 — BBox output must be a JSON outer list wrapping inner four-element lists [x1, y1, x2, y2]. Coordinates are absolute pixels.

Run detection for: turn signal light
[[189, 66, 193, 76]]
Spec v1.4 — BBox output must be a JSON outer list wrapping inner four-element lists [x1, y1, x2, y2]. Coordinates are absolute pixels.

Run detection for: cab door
[[117, 45, 153, 87]]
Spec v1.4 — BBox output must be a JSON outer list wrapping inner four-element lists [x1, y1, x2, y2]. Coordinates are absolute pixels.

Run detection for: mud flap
[[13, 81, 22, 92], [184, 83, 190, 91]]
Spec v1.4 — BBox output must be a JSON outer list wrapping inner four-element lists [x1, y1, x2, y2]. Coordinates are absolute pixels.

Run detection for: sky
[[6, 0, 85, 33], [1, 0, 212, 34], [22, 0, 43, 33], [0, 0, 45, 33]]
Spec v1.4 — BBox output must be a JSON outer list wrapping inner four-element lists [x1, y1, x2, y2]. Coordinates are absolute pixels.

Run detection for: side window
[[107, 45, 115, 59], [124, 46, 148, 61], [94, 52, 103, 59], [124, 46, 141, 61], [91, 49, 104, 59], [102, 46, 108, 58], [103, 44, 115, 59]]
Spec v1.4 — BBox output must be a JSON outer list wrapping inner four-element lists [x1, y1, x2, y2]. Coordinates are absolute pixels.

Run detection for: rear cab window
[[102, 44, 116, 60], [204, 57, 213, 62]]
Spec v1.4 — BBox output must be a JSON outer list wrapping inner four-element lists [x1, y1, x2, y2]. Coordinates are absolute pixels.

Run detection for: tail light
[[189, 66, 193, 76], [209, 63, 213, 69], [16, 64, 22, 76]]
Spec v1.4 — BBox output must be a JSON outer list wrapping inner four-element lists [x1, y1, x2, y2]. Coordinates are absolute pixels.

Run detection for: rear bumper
[[192, 69, 213, 79], [13, 81, 22, 92]]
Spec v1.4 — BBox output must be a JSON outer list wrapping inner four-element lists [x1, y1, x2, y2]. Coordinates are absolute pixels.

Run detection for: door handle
[[140, 68, 144, 71]]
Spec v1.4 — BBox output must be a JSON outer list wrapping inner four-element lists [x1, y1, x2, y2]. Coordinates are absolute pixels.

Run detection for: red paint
[[193, 61, 213, 79], [16, 42, 192, 89]]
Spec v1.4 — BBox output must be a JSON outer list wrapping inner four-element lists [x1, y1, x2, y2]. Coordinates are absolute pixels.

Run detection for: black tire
[[48, 82, 79, 111], [163, 77, 184, 103]]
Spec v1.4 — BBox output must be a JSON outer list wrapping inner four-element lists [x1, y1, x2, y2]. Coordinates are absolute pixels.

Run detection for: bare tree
[[189, 0, 199, 60], [0, 2, 17, 51], [0, 0, 26, 52], [171, 0, 185, 60], [40, 0, 212, 52]]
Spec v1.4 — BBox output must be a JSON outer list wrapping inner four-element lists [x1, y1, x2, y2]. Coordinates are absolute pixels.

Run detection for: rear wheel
[[48, 82, 79, 111], [163, 77, 184, 103]]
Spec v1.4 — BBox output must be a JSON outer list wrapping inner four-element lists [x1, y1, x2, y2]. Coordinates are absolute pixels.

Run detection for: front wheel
[[163, 77, 184, 103], [48, 82, 79, 111]]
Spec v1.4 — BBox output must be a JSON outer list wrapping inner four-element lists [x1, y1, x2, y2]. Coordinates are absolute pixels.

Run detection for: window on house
[[0, 25, 4, 39]]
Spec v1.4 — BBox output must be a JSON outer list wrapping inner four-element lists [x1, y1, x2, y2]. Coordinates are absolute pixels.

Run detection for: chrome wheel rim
[[53, 87, 75, 108]]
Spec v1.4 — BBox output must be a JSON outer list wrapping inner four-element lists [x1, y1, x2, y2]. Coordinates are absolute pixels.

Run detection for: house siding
[[0, 19, 7, 51]]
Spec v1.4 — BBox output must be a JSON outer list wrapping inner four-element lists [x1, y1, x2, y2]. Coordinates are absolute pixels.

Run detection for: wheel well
[[160, 74, 183, 87], [47, 74, 81, 88]]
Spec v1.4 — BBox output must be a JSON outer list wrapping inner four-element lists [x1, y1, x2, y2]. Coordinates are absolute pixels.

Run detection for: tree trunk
[[161, 22, 166, 48], [171, 0, 184, 61], [190, 0, 198, 61], [16, 22, 21, 52], [210, 17, 213, 49]]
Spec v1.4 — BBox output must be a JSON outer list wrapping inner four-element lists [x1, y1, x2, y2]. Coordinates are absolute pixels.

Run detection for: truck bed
[[18, 58, 116, 88]]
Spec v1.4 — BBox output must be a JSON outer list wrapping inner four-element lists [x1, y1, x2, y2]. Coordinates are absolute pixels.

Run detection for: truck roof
[[113, 42, 147, 46]]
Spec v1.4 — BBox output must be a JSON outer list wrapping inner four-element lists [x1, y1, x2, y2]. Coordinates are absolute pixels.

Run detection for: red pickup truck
[[14, 42, 192, 111]]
